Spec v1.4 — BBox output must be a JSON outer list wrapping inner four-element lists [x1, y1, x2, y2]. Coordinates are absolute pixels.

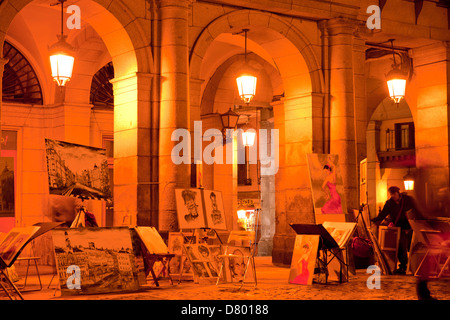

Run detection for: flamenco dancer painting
[[289, 235, 319, 285], [321, 160, 343, 214], [307, 154, 346, 222]]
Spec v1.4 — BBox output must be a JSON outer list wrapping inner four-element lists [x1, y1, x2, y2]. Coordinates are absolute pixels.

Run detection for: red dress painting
[[292, 259, 309, 284], [321, 181, 343, 214]]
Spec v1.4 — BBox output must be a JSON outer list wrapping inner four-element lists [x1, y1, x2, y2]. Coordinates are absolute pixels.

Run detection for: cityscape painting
[[51, 227, 145, 296], [45, 139, 111, 201]]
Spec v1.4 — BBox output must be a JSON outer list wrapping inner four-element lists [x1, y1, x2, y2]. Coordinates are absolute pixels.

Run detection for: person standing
[[372, 186, 420, 274]]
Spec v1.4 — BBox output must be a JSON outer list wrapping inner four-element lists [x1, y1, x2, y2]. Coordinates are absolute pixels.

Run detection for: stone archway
[[0, 0, 155, 227], [188, 9, 325, 264]]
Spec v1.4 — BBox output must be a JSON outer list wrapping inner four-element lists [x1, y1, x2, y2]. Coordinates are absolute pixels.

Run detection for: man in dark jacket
[[372, 186, 421, 274]]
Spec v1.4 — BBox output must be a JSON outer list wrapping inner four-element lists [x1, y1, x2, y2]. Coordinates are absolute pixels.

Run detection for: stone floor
[[2, 257, 449, 301]]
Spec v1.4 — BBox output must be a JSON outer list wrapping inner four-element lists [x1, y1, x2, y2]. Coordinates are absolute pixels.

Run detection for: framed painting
[[175, 188, 206, 229], [51, 227, 144, 296], [307, 154, 347, 223], [289, 234, 320, 285], [203, 190, 227, 230]]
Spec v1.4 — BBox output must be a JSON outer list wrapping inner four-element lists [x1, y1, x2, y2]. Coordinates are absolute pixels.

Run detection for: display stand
[[0, 222, 63, 300], [289, 223, 348, 284], [0, 262, 24, 300]]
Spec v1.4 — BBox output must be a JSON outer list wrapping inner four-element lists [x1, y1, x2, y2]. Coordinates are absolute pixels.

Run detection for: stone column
[[366, 120, 381, 219], [158, 0, 192, 231], [353, 33, 368, 205], [112, 72, 153, 227], [328, 18, 358, 215], [272, 93, 320, 265], [411, 42, 450, 212]]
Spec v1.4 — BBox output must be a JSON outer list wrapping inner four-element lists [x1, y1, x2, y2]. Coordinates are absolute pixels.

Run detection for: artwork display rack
[[0, 261, 24, 300], [178, 227, 222, 284]]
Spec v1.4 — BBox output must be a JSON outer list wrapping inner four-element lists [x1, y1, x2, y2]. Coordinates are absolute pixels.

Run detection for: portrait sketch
[[168, 232, 193, 280], [289, 235, 320, 285], [223, 246, 255, 284], [203, 190, 227, 230], [184, 244, 223, 283], [175, 188, 206, 229]]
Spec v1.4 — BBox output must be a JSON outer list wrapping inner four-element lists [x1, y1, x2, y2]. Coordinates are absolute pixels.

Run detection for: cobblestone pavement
[[3, 257, 450, 301]]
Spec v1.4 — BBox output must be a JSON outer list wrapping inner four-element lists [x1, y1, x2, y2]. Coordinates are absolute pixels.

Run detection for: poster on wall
[[44, 139, 112, 201], [51, 227, 145, 296], [288, 234, 320, 285], [0, 130, 17, 233], [307, 154, 347, 223]]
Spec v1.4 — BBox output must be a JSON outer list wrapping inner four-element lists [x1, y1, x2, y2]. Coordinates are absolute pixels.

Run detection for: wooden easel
[[356, 204, 392, 275]]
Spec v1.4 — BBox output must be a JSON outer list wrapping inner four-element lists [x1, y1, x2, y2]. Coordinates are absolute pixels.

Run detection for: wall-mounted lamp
[[220, 107, 240, 143]]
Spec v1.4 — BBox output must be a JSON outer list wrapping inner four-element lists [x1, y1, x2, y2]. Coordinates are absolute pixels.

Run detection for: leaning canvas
[[51, 227, 144, 296], [45, 139, 112, 201], [289, 234, 320, 285], [175, 188, 206, 229], [307, 154, 346, 223]]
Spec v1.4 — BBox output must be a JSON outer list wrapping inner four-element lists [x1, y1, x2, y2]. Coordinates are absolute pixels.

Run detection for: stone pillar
[[158, 0, 192, 231], [0, 57, 8, 143], [258, 119, 275, 256], [112, 72, 153, 227], [366, 120, 381, 219], [328, 18, 358, 215], [411, 42, 450, 212], [353, 33, 368, 204], [272, 94, 319, 265]]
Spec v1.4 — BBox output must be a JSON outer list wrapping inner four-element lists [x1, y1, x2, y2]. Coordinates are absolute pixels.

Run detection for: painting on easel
[[307, 154, 346, 224]]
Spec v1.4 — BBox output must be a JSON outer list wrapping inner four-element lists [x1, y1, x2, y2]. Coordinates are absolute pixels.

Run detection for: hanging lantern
[[236, 29, 257, 104], [403, 170, 414, 191], [386, 67, 407, 104], [49, 0, 75, 87], [386, 39, 407, 104], [236, 75, 257, 104], [49, 36, 75, 86]]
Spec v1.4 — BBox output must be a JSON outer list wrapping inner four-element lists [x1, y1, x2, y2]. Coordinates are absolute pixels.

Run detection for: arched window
[[2, 41, 43, 105], [90, 62, 114, 110]]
